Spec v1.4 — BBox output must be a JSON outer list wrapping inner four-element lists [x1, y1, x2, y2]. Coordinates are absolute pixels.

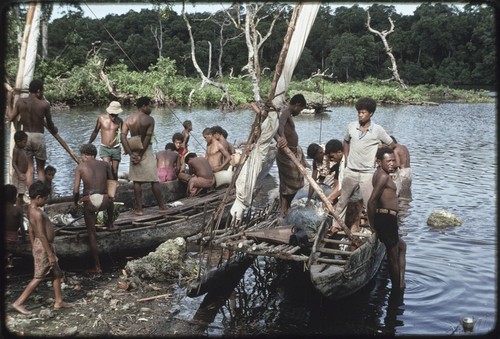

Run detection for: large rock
[[125, 237, 186, 281], [427, 210, 463, 228]]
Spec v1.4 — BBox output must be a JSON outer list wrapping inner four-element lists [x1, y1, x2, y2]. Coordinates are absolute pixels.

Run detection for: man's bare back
[[76, 159, 112, 195], [157, 149, 179, 169], [189, 157, 214, 180], [394, 144, 411, 169]]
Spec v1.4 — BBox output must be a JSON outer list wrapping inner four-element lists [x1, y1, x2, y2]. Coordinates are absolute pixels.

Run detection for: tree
[[366, 11, 407, 89], [224, 3, 284, 102], [182, 6, 234, 110]]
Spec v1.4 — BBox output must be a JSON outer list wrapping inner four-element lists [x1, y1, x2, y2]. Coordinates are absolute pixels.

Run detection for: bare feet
[[54, 301, 74, 310], [12, 303, 32, 315], [106, 224, 117, 231], [132, 209, 144, 216], [158, 207, 168, 213]]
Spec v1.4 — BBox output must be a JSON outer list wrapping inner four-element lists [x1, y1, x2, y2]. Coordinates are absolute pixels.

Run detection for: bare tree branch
[[366, 12, 407, 89], [183, 8, 234, 110]]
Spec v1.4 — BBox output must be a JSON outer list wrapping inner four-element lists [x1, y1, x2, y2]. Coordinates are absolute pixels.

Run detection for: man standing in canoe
[[73, 143, 115, 273], [275, 93, 307, 219], [121, 97, 167, 215], [7, 79, 59, 188], [367, 147, 406, 290], [335, 97, 395, 229], [88, 101, 124, 180]]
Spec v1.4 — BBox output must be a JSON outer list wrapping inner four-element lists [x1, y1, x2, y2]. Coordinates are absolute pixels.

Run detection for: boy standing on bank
[[12, 130, 29, 208], [12, 181, 74, 315]]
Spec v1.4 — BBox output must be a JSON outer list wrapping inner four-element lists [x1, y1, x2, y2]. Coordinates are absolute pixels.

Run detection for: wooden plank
[[322, 238, 352, 245], [317, 257, 348, 265], [318, 247, 353, 256]]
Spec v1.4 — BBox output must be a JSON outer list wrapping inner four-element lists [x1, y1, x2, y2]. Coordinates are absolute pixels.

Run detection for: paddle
[[281, 145, 363, 247], [44, 122, 80, 164], [52, 132, 81, 164]]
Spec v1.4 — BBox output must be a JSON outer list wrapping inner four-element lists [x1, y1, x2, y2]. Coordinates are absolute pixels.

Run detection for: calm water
[[4, 102, 496, 335]]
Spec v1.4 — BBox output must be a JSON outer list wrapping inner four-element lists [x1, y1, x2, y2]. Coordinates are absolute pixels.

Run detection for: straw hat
[[106, 101, 123, 114]]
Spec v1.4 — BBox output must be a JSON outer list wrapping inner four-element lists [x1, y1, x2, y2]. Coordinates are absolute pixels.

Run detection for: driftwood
[[136, 294, 172, 302]]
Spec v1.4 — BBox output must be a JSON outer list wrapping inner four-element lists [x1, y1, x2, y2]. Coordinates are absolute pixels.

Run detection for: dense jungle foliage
[[3, 2, 496, 107]]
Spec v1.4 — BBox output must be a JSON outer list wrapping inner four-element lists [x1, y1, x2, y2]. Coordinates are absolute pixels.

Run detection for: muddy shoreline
[[3, 255, 211, 337]]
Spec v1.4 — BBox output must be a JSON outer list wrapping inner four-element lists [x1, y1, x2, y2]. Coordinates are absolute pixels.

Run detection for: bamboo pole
[[281, 146, 362, 247]]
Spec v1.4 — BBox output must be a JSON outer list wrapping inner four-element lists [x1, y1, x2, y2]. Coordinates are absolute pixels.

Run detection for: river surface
[[4, 102, 496, 335]]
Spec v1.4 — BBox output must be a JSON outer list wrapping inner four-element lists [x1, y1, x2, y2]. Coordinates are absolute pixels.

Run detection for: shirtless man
[[156, 143, 180, 182], [212, 125, 235, 157], [179, 152, 215, 197], [275, 94, 307, 218], [7, 79, 59, 187], [12, 181, 73, 315], [88, 101, 124, 180], [121, 96, 166, 215], [203, 127, 231, 173], [367, 147, 406, 290], [73, 144, 116, 273], [390, 135, 412, 200]]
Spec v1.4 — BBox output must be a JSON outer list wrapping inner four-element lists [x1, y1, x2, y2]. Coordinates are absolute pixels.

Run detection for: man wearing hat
[[89, 101, 124, 179]]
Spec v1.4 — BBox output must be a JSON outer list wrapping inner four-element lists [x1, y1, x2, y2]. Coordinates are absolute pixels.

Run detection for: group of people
[[276, 95, 410, 290], [5, 79, 410, 315]]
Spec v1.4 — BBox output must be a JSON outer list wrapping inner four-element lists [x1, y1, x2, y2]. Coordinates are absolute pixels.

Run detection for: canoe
[[12, 183, 235, 260], [308, 215, 386, 300], [202, 204, 385, 300]]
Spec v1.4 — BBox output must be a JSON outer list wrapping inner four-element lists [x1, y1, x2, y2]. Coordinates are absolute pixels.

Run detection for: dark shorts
[[99, 145, 121, 161], [374, 213, 399, 248]]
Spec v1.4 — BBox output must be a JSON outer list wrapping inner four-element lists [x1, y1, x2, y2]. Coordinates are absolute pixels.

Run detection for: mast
[[229, 2, 320, 220], [8, 2, 41, 183]]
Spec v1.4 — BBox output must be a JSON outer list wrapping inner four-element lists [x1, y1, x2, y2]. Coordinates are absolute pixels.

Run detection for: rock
[[427, 210, 463, 228], [125, 237, 186, 282], [103, 289, 112, 300], [39, 309, 53, 318], [63, 326, 78, 335]]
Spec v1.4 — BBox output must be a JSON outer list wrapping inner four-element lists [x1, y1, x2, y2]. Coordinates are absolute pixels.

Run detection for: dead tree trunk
[[183, 9, 235, 110], [225, 3, 283, 103], [366, 12, 407, 90]]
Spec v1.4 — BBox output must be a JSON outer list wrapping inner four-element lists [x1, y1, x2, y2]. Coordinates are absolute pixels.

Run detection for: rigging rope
[[84, 2, 206, 151], [319, 75, 325, 144]]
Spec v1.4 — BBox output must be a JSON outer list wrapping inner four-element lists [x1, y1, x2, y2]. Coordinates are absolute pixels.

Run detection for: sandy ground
[[2, 261, 205, 337]]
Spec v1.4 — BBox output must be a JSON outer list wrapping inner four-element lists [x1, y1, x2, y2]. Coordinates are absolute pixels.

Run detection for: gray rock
[[63, 326, 78, 336], [39, 309, 53, 318]]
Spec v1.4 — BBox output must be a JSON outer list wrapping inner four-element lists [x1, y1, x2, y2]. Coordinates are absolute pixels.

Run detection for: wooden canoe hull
[[13, 187, 234, 260], [309, 233, 386, 299]]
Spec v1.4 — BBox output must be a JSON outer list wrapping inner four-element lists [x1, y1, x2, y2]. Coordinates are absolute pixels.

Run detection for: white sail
[[8, 2, 42, 183], [230, 2, 320, 220]]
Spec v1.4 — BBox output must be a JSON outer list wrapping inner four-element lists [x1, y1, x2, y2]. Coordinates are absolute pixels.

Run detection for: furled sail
[[230, 2, 320, 220], [8, 2, 42, 183]]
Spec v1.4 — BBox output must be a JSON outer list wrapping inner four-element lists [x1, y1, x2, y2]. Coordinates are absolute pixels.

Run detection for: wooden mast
[[8, 2, 40, 184]]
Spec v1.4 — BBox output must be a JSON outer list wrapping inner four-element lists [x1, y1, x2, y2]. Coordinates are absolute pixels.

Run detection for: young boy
[[44, 165, 57, 202], [4, 184, 26, 268], [181, 120, 192, 153], [156, 142, 180, 182], [12, 130, 29, 207], [12, 181, 74, 315]]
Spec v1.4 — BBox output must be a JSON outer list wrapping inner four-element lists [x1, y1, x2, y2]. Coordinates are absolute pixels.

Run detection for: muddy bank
[[3, 255, 210, 337]]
